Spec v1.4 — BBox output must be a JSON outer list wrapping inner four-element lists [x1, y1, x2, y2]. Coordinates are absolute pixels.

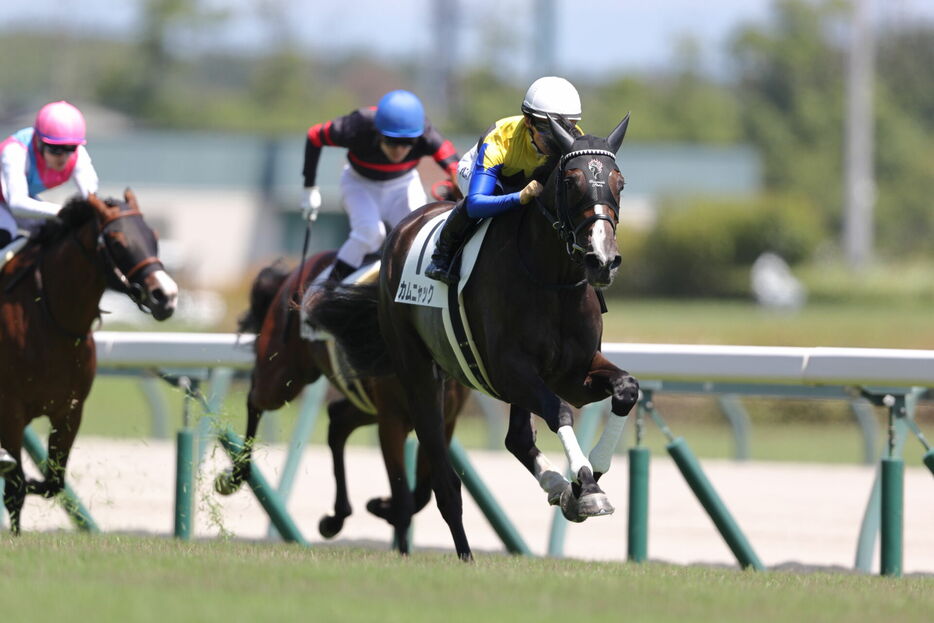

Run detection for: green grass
[[1, 533, 931, 622], [600, 298, 934, 348]]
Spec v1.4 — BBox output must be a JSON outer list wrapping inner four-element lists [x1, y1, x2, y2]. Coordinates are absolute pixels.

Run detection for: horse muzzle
[[583, 252, 621, 289], [143, 269, 179, 321]]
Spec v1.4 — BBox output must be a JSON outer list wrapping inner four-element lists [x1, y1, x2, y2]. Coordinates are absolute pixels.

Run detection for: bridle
[[533, 148, 621, 260], [95, 207, 164, 313]]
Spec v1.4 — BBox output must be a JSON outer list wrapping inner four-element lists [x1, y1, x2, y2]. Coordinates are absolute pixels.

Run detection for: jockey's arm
[[463, 163, 521, 219], [71, 146, 99, 198], [0, 142, 59, 219]]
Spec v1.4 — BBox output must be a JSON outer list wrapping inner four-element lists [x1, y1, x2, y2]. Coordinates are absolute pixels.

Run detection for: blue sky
[[3, 0, 933, 80]]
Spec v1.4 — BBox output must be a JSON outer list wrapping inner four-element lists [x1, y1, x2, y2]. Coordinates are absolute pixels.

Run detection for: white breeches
[[336, 165, 427, 267]]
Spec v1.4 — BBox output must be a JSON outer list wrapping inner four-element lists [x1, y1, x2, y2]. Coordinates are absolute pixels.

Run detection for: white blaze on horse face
[[590, 205, 617, 263], [151, 270, 179, 311]]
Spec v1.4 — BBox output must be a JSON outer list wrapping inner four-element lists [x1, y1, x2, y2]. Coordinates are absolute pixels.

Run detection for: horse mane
[[237, 260, 291, 335], [31, 195, 115, 245]]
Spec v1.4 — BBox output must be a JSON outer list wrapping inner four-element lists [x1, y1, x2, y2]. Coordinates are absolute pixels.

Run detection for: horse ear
[[607, 112, 631, 154], [124, 187, 138, 207], [546, 114, 576, 154]]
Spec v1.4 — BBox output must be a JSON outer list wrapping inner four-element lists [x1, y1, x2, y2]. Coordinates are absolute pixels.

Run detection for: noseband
[[534, 148, 620, 260]]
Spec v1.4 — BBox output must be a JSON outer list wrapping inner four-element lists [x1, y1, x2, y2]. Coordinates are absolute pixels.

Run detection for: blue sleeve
[[464, 164, 521, 219]]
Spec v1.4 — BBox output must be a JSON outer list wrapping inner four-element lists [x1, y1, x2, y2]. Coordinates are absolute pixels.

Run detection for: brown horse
[[311, 115, 640, 559], [215, 251, 467, 552], [0, 190, 177, 533]]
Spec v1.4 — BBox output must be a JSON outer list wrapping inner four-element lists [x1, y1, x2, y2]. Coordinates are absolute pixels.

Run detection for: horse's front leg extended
[[522, 379, 613, 521], [583, 352, 640, 479], [26, 411, 81, 498], [214, 398, 262, 495]]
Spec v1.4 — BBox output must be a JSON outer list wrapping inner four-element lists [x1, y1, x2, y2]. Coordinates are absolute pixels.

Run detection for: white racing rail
[[93, 331, 934, 387]]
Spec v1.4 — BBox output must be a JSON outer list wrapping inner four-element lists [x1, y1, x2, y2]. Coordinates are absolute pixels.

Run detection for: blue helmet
[[374, 90, 425, 138]]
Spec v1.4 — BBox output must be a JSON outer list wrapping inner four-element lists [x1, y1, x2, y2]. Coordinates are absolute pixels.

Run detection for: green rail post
[[546, 402, 606, 557], [643, 397, 763, 571], [879, 392, 908, 577], [22, 426, 99, 533], [880, 456, 904, 577], [174, 376, 196, 540], [667, 437, 764, 570], [448, 437, 531, 555], [628, 392, 651, 562], [216, 427, 308, 545]]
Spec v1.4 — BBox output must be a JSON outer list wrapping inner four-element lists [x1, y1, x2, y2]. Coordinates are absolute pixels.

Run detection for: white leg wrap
[[533, 454, 570, 499], [557, 425, 592, 478], [588, 415, 628, 475]]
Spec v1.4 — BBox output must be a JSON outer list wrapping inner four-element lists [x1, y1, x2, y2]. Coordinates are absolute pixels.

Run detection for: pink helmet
[[34, 101, 87, 145]]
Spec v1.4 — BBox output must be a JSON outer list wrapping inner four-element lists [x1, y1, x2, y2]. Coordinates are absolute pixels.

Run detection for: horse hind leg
[[504, 404, 571, 506], [319, 398, 376, 539]]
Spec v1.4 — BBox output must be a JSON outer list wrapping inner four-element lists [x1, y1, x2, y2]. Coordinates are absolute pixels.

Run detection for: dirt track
[[12, 437, 934, 573]]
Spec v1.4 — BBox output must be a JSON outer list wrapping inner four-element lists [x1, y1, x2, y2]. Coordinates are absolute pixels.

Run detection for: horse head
[[546, 113, 629, 289], [87, 189, 178, 320]]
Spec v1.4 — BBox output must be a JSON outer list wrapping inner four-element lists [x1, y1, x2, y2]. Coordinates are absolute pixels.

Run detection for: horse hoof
[[577, 492, 615, 518], [213, 470, 241, 496], [559, 486, 586, 523], [366, 497, 392, 521], [318, 515, 345, 539]]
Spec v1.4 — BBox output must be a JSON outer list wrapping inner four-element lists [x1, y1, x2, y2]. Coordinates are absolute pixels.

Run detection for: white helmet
[[521, 76, 581, 120]]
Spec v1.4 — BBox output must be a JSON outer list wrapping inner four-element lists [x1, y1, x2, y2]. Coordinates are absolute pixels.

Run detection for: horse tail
[[238, 260, 291, 334], [308, 283, 392, 377]]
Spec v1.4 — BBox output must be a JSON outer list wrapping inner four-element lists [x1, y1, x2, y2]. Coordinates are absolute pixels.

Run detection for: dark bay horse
[[0, 191, 177, 533], [215, 251, 467, 552], [311, 115, 639, 559]]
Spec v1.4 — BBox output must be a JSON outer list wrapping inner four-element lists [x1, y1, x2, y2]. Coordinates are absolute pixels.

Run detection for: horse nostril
[[584, 253, 602, 270], [151, 288, 167, 305], [610, 255, 622, 270]]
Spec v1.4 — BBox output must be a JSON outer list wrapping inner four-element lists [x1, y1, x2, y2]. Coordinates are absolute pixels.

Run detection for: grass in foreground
[[1, 533, 932, 623]]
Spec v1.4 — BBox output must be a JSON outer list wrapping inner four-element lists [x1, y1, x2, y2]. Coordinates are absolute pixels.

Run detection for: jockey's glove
[[301, 186, 322, 222], [519, 180, 543, 205]]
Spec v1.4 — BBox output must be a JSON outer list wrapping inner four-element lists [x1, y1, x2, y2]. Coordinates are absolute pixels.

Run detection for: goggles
[[43, 143, 78, 156]]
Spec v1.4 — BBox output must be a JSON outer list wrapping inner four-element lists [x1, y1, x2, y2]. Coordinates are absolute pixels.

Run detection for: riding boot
[[425, 200, 475, 285], [328, 259, 357, 284]]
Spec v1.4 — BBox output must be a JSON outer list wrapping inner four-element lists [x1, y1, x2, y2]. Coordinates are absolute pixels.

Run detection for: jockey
[[0, 101, 99, 250], [301, 89, 460, 283], [425, 76, 583, 285]]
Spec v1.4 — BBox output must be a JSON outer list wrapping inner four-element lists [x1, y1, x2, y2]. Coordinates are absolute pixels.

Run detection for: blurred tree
[[731, 0, 848, 237]]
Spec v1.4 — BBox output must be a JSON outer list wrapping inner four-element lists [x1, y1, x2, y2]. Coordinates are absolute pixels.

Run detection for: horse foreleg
[[27, 410, 80, 498], [521, 378, 613, 521], [583, 352, 640, 479], [215, 398, 263, 495], [504, 404, 570, 506], [319, 398, 375, 539]]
